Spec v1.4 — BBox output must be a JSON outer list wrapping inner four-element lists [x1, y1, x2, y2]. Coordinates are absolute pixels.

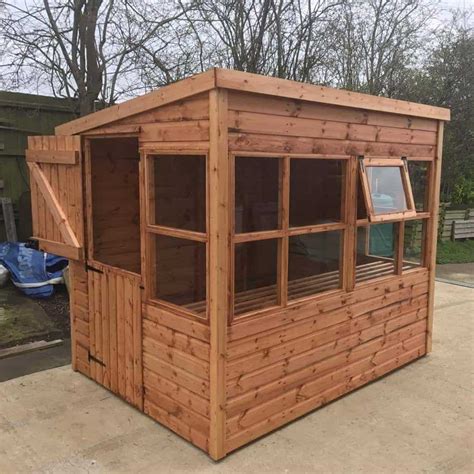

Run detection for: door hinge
[[88, 351, 105, 367]]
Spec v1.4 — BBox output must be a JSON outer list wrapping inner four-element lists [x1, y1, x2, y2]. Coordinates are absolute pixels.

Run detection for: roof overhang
[[55, 68, 451, 136]]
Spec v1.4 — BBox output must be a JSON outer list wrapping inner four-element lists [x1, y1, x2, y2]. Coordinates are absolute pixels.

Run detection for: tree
[[327, 0, 435, 96], [189, 0, 341, 82], [398, 10, 474, 203], [0, 0, 192, 115]]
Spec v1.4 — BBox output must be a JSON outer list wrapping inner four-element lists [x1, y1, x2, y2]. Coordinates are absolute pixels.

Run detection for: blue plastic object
[[0, 242, 68, 298]]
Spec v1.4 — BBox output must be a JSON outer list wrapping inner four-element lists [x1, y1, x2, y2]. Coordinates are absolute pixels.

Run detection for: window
[[403, 219, 426, 269], [235, 157, 280, 233], [234, 239, 278, 315], [356, 224, 396, 283], [288, 231, 341, 300], [290, 159, 343, 226], [233, 155, 346, 319], [153, 235, 206, 316], [359, 158, 416, 221], [354, 155, 429, 286], [146, 153, 207, 318], [408, 161, 430, 211], [150, 154, 206, 232]]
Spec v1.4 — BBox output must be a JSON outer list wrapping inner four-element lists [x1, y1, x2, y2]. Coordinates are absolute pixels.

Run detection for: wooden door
[[26, 135, 84, 260], [87, 262, 143, 409]]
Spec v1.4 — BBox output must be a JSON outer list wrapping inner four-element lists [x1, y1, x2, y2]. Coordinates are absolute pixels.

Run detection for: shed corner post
[[426, 120, 445, 354], [208, 87, 230, 460]]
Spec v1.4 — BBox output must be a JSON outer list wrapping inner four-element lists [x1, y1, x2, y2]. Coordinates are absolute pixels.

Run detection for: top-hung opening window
[[358, 157, 416, 222]]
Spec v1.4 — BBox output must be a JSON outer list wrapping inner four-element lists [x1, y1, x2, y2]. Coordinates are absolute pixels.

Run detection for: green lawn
[[436, 240, 474, 264]]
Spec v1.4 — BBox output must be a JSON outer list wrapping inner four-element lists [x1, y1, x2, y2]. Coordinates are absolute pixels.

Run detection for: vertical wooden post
[[395, 221, 405, 275], [426, 121, 444, 353], [208, 87, 229, 460], [343, 157, 357, 291], [277, 156, 290, 306]]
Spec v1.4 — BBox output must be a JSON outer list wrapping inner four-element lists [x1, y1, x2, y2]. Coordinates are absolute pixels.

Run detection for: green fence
[[0, 91, 76, 241]]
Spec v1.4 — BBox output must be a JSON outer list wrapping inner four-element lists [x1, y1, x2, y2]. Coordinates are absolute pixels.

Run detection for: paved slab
[[0, 282, 473, 473], [437, 262, 474, 286]]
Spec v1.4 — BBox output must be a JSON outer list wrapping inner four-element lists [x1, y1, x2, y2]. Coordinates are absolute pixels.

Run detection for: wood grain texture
[[26, 135, 83, 259], [217, 69, 449, 120], [426, 121, 444, 353], [88, 262, 143, 408], [142, 303, 211, 453], [208, 88, 230, 460], [56, 69, 216, 135], [69, 261, 89, 375], [224, 271, 429, 454]]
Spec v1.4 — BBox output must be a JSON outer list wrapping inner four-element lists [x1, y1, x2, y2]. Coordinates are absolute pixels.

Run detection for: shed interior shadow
[[89, 137, 141, 274]]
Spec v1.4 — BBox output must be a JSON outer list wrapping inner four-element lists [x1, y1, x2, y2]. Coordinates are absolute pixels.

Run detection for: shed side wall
[[225, 92, 437, 454], [142, 303, 211, 452], [227, 91, 437, 157], [225, 270, 429, 453]]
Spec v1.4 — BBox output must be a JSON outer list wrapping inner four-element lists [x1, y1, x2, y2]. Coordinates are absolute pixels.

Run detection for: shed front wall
[[63, 88, 442, 459], [71, 91, 213, 452], [222, 91, 439, 454]]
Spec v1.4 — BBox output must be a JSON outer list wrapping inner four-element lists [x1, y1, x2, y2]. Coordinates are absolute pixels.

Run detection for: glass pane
[[356, 223, 396, 283], [366, 166, 407, 214], [151, 155, 206, 232], [288, 231, 341, 300], [234, 239, 278, 316], [408, 161, 429, 211], [290, 159, 343, 227], [235, 157, 279, 233], [153, 235, 206, 316], [404, 220, 425, 269]]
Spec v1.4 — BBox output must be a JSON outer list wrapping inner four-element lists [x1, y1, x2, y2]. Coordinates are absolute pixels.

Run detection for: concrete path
[[437, 262, 474, 286], [0, 282, 473, 473]]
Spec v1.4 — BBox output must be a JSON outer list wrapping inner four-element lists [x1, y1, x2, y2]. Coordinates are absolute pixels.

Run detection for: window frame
[[358, 157, 416, 223], [354, 156, 432, 289], [230, 152, 351, 321], [144, 150, 209, 320]]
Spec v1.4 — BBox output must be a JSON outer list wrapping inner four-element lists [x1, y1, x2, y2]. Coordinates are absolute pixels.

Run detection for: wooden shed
[[25, 68, 450, 460]]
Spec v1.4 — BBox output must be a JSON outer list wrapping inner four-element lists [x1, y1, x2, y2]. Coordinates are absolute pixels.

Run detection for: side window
[[232, 155, 345, 319], [355, 156, 429, 284], [359, 157, 416, 221], [146, 154, 207, 318]]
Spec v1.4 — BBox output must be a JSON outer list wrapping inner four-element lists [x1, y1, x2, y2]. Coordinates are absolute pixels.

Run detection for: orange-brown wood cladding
[[27, 135, 83, 254], [224, 269, 429, 454], [143, 303, 211, 452], [69, 261, 90, 375], [227, 91, 437, 158], [87, 263, 143, 409]]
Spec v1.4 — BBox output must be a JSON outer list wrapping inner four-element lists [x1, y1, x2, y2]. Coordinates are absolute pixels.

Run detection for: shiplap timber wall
[[69, 260, 90, 375], [92, 92, 210, 151], [223, 93, 435, 452], [224, 270, 429, 453], [62, 86, 441, 460], [142, 304, 211, 452], [227, 91, 437, 157]]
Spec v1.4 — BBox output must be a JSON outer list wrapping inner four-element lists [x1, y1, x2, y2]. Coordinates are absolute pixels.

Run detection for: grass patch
[[436, 240, 474, 264]]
